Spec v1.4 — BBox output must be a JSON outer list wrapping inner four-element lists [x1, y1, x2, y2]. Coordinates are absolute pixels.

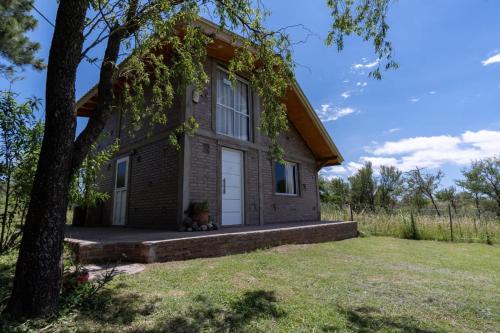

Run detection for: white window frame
[[274, 161, 299, 196], [215, 67, 251, 141]]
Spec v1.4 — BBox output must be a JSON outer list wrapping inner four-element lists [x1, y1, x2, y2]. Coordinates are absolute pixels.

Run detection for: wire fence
[[321, 203, 499, 245]]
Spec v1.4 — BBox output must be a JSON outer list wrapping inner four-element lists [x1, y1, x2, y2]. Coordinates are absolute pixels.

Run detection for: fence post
[[448, 204, 454, 242], [350, 204, 354, 221]]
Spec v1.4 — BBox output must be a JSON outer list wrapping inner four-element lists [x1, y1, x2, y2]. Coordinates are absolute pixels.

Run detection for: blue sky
[[2, 0, 500, 186]]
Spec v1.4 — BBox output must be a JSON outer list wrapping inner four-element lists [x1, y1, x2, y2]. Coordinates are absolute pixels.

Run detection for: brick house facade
[[77, 20, 342, 230]]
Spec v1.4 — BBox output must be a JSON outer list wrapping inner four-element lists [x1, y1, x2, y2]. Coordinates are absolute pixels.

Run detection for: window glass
[[216, 69, 249, 141], [275, 161, 298, 195], [116, 161, 127, 188], [275, 163, 286, 193]]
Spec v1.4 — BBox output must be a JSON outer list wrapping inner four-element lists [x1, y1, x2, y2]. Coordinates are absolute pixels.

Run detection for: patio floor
[[65, 221, 357, 264]]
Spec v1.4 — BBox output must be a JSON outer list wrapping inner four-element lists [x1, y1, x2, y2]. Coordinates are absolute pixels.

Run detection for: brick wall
[[262, 124, 320, 224], [127, 140, 179, 228], [188, 135, 218, 219], [84, 89, 183, 228], [244, 148, 260, 225], [68, 221, 358, 264]]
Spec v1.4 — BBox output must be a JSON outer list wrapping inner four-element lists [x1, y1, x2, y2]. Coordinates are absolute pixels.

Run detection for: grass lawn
[[1, 237, 499, 332]]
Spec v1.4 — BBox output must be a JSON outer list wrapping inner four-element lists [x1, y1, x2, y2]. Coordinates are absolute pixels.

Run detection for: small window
[[216, 69, 250, 141], [275, 161, 298, 195], [116, 161, 127, 188]]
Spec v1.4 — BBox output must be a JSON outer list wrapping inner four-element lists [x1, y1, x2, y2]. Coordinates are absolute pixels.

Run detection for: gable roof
[[76, 18, 342, 167]]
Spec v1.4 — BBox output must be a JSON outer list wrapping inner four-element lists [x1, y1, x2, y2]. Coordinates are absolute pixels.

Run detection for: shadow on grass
[[322, 306, 437, 333], [145, 290, 285, 333], [0, 275, 159, 331], [75, 285, 160, 326]]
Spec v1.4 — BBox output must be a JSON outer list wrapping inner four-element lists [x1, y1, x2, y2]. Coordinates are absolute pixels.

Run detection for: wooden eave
[[76, 18, 342, 168]]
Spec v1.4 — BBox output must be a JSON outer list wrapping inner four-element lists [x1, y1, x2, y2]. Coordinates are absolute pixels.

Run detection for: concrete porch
[[65, 221, 357, 264]]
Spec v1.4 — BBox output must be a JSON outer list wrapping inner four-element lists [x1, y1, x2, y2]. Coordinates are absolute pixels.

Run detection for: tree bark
[[4, 0, 88, 318], [429, 194, 441, 217], [474, 194, 481, 218], [72, 27, 124, 172]]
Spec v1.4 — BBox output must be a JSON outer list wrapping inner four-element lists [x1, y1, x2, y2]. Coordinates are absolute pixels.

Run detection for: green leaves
[[457, 157, 500, 216], [70, 138, 120, 208], [84, 0, 396, 161], [326, 0, 397, 79], [0, 0, 44, 78], [0, 91, 42, 252]]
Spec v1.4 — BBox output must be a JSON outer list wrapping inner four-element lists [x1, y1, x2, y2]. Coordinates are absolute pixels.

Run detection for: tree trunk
[[4, 0, 88, 318], [429, 194, 441, 217], [0, 166, 11, 251], [496, 198, 500, 218], [474, 194, 481, 219]]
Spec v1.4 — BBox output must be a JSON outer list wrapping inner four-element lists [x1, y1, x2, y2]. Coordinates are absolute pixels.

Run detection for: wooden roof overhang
[[76, 19, 342, 168]]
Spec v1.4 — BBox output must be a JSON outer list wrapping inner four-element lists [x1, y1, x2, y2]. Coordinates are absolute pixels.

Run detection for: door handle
[[223, 178, 226, 194]]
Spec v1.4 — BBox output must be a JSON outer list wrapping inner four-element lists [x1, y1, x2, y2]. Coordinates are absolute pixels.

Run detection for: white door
[[113, 156, 129, 226], [221, 148, 244, 226]]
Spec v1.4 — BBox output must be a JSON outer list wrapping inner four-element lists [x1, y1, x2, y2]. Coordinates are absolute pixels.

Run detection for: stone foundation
[[66, 221, 357, 264]]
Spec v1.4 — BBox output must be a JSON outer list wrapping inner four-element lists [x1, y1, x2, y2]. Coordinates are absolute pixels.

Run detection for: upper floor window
[[275, 161, 298, 195], [216, 68, 250, 141]]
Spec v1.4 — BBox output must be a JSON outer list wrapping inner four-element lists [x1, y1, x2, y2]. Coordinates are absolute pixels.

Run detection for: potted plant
[[191, 201, 209, 225]]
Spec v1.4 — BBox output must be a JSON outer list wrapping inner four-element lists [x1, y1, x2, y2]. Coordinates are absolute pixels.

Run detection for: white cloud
[[410, 97, 419, 103], [352, 59, 380, 69], [482, 52, 500, 66], [360, 130, 500, 172], [341, 91, 351, 99], [384, 128, 400, 134], [429, 91, 437, 95], [320, 165, 347, 180], [356, 82, 368, 87], [371, 135, 460, 156], [347, 162, 364, 173], [316, 104, 357, 122]]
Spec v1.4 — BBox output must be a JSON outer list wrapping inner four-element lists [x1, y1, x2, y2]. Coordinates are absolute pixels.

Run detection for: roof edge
[[291, 81, 344, 164]]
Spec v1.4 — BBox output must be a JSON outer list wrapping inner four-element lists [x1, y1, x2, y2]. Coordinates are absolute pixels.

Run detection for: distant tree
[[478, 157, 500, 216], [319, 176, 350, 208], [376, 165, 403, 211], [436, 186, 458, 214], [0, 0, 44, 77], [349, 162, 376, 211], [402, 187, 428, 212], [319, 176, 330, 202], [405, 167, 443, 216], [458, 157, 500, 217], [457, 163, 484, 217]]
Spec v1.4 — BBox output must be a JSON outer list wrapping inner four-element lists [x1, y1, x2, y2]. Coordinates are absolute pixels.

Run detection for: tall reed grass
[[322, 203, 499, 245]]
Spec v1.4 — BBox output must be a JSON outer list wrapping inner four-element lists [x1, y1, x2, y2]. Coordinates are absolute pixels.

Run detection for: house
[[76, 19, 343, 230]]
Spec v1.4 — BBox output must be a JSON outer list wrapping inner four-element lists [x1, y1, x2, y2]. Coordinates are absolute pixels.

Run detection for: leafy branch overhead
[[326, 0, 398, 79], [76, 0, 397, 163]]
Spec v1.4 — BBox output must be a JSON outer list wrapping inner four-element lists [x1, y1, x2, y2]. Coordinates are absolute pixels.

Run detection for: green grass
[[1, 237, 499, 332], [322, 204, 500, 245]]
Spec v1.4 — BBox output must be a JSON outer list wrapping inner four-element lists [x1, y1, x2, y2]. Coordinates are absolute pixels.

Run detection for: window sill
[[274, 193, 299, 197], [216, 131, 250, 143]]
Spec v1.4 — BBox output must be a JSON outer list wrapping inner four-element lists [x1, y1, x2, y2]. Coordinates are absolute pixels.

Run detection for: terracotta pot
[[77, 272, 90, 284], [193, 211, 209, 225]]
